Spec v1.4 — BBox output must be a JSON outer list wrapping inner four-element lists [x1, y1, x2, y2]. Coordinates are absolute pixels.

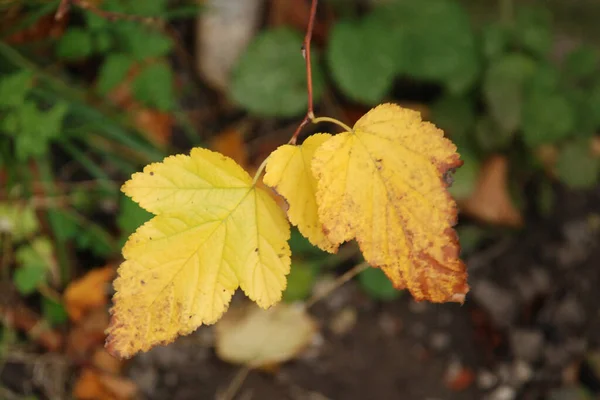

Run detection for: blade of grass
[[59, 141, 117, 192], [35, 158, 72, 286]]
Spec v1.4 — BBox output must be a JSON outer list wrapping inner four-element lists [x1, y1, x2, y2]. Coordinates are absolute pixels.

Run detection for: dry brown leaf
[[132, 107, 174, 147], [98, 374, 138, 400], [209, 125, 249, 168], [73, 367, 136, 400], [73, 368, 114, 400], [461, 155, 522, 227], [64, 266, 115, 322], [67, 308, 110, 360], [92, 348, 123, 374]]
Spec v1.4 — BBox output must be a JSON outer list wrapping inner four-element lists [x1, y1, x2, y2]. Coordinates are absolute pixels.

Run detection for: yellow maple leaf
[[263, 133, 337, 253], [312, 104, 468, 303], [105, 148, 291, 359]]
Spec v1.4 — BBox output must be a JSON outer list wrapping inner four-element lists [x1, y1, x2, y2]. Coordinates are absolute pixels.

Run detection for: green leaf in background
[[132, 62, 175, 111], [475, 116, 514, 152], [96, 53, 134, 95], [117, 195, 152, 247], [56, 28, 94, 61], [231, 27, 324, 117], [522, 86, 575, 148], [555, 139, 600, 189], [481, 22, 510, 60], [448, 148, 480, 200], [563, 45, 599, 83], [42, 297, 68, 326], [14, 101, 68, 160], [565, 87, 597, 138], [93, 31, 114, 54], [430, 94, 475, 140], [289, 228, 327, 258], [0, 204, 39, 243], [13, 251, 47, 295], [117, 23, 173, 61], [327, 15, 396, 105], [0, 70, 32, 108], [359, 267, 400, 301], [283, 262, 317, 302], [85, 11, 108, 31], [515, 6, 553, 58], [47, 209, 113, 256], [48, 210, 79, 242], [484, 54, 537, 134], [528, 63, 561, 92], [379, 0, 479, 92]]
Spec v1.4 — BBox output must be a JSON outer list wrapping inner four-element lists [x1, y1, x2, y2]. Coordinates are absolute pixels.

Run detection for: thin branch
[[303, 261, 369, 310], [288, 0, 319, 145]]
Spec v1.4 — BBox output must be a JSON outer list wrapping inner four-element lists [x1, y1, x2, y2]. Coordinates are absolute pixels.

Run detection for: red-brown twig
[[288, 0, 319, 145], [55, 0, 156, 24]]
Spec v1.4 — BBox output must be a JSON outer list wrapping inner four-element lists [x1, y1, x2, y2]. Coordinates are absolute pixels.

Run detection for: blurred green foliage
[[233, 0, 600, 197], [231, 27, 325, 117], [1, 0, 599, 309], [0, 0, 198, 331]]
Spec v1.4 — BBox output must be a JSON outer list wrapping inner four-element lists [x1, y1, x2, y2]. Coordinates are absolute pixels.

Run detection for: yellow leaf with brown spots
[[312, 104, 468, 303], [263, 133, 337, 253], [106, 148, 291, 359]]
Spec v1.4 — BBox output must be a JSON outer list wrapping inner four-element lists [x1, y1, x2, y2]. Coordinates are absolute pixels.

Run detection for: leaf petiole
[[251, 155, 271, 186], [311, 116, 353, 133]]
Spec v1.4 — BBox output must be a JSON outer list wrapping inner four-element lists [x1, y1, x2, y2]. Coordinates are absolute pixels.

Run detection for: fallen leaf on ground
[[98, 374, 138, 400], [215, 302, 317, 368], [209, 124, 249, 168], [106, 148, 291, 359], [312, 104, 468, 303], [67, 308, 110, 360], [73, 368, 108, 400], [132, 107, 174, 147], [264, 133, 337, 252], [64, 266, 115, 322], [92, 348, 122, 374], [73, 367, 137, 400], [461, 155, 523, 227]]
